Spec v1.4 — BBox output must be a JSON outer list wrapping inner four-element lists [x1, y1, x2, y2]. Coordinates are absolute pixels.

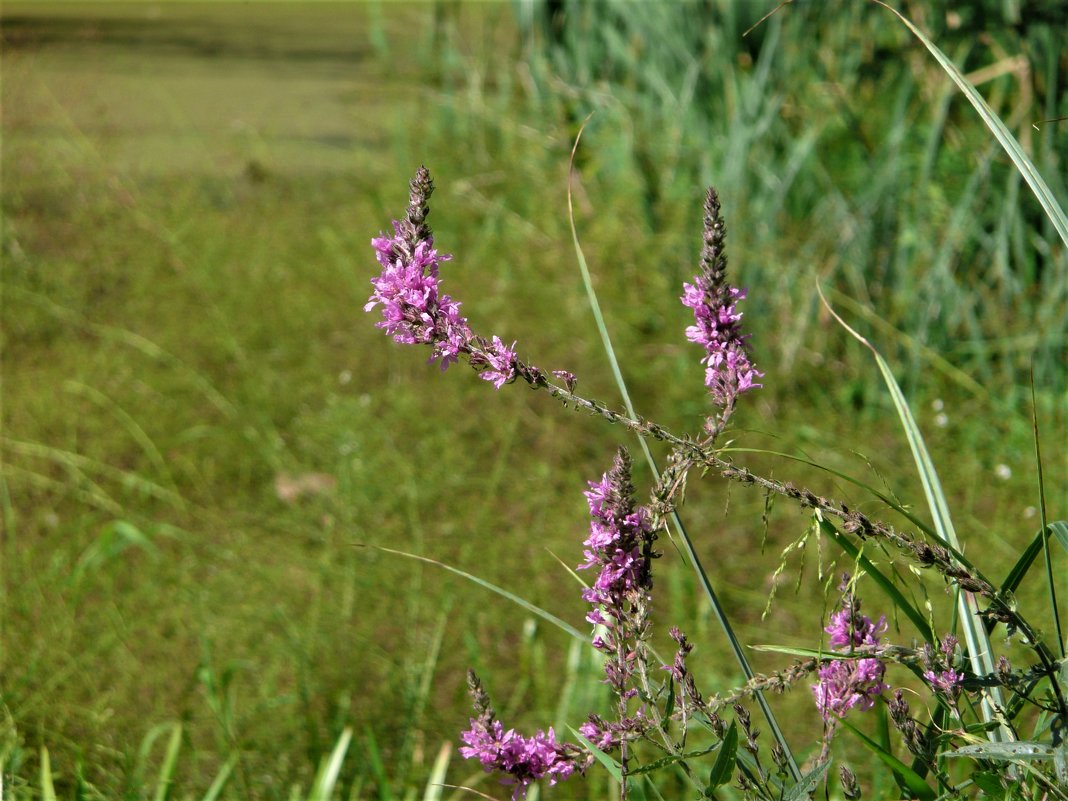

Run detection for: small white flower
[[995, 464, 1012, 481], [1024, 506, 1037, 519], [338, 370, 353, 385], [932, 399, 945, 412], [935, 413, 949, 428]]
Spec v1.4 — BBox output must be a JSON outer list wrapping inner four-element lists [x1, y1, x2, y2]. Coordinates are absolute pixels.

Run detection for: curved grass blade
[[872, 1, 1068, 249], [819, 519, 936, 642], [201, 753, 239, 801], [1000, 521, 1068, 598], [309, 728, 352, 801], [566, 118, 801, 783], [423, 742, 452, 801], [362, 544, 585, 642], [1030, 374, 1064, 659], [840, 719, 937, 801], [820, 287, 1010, 743]]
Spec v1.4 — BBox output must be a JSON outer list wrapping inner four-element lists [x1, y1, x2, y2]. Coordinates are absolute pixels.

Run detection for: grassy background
[[2, 2, 1065, 799]]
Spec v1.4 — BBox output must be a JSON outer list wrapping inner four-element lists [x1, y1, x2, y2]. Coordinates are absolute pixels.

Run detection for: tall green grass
[[1, 1, 1064, 799]]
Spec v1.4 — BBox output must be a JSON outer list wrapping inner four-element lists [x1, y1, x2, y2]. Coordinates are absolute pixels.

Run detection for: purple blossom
[[824, 606, 887, 650], [460, 719, 576, 799], [681, 187, 763, 410], [924, 667, 964, 696], [813, 585, 889, 722], [923, 634, 963, 698], [812, 657, 889, 721], [459, 672, 580, 799], [367, 168, 518, 388], [476, 336, 517, 389]]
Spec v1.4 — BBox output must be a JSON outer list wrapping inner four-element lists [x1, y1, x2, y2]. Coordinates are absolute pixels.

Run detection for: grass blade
[[153, 724, 183, 801], [1001, 521, 1068, 598], [201, 753, 238, 801], [422, 741, 452, 801], [1030, 374, 1064, 659], [873, 0, 1068, 249], [310, 728, 352, 801], [362, 544, 585, 642], [821, 288, 1011, 743], [40, 748, 57, 801]]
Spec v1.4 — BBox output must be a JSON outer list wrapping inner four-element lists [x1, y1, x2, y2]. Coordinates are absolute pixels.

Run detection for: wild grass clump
[[3, 3, 1065, 799], [364, 10, 1067, 798]]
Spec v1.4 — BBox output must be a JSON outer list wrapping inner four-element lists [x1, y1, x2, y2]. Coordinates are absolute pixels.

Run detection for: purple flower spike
[[459, 671, 581, 799], [367, 168, 518, 389], [824, 606, 887, 650], [813, 657, 889, 721], [681, 187, 763, 411], [813, 587, 889, 722], [460, 720, 576, 800]]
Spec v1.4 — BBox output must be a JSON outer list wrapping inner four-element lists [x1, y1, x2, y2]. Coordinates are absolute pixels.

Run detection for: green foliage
[[2, 2, 1065, 800]]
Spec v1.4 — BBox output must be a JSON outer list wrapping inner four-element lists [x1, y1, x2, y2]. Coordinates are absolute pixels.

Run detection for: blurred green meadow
[[2, 2, 1065, 799]]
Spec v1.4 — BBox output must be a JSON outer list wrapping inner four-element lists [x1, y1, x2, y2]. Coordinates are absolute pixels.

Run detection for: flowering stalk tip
[[366, 168, 517, 388], [681, 187, 763, 415], [813, 586, 888, 722]]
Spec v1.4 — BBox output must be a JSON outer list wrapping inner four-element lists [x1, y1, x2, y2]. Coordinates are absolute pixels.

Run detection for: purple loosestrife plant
[[371, 168, 1068, 800], [366, 166, 517, 388], [460, 671, 585, 799], [681, 187, 763, 431], [813, 581, 889, 725]]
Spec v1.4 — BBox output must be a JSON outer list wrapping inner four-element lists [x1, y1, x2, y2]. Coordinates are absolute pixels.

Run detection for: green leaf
[[1001, 522, 1068, 595], [783, 759, 830, 800], [705, 721, 737, 792], [570, 726, 623, 782], [945, 741, 1054, 761], [874, 1, 1068, 249], [840, 719, 936, 801], [971, 771, 1004, 794], [629, 742, 720, 775]]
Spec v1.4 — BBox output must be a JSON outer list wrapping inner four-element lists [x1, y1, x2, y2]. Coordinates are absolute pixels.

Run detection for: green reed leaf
[[873, 1, 1068, 248]]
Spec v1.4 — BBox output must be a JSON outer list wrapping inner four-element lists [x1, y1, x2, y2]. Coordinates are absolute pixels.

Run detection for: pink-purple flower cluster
[[366, 167, 516, 389], [812, 658, 888, 721], [460, 719, 577, 799], [681, 187, 763, 410], [923, 634, 963, 699], [459, 671, 581, 798], [578, 449, 654, 690], [813, 591, 888, 722]]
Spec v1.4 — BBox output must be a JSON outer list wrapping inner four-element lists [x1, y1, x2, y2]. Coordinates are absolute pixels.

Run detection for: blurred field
[[2, 2, 1065, 799]]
